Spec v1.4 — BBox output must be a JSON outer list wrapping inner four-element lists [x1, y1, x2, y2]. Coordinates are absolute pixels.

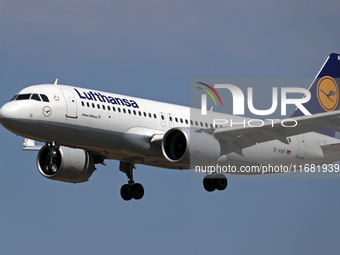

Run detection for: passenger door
[[61, 88, 77, 118]]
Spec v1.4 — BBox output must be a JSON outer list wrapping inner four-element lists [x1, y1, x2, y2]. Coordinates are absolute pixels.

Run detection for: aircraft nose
[[0, 102, 20, 125]]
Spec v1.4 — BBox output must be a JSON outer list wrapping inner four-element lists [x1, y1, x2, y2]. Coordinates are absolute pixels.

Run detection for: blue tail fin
[[291, 53, 340, 137]]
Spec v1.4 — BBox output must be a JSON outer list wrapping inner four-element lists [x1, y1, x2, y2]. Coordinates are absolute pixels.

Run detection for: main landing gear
[[119, 162, 227, 199], [119, 161, 144, 201], [203, 174, 228, 192], [45, 141, 60, 175]]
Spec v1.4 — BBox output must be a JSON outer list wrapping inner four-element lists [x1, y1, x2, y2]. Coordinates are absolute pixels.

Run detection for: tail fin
[[291, 53, 340, 137]]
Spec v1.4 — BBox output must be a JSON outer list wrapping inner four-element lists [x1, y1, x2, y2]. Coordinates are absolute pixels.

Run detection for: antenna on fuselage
[[54, 79, 58, 85]]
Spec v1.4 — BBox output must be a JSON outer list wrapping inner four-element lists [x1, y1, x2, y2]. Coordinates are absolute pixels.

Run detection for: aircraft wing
[[22, 138, 43, 151], [213, 110, 340, 155]]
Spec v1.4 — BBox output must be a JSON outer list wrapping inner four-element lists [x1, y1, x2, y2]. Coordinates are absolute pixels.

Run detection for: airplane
[[1, 53, 340, 201]]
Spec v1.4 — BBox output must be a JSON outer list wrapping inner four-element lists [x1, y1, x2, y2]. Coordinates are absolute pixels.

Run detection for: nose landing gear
[[45, 141, 60, 175]]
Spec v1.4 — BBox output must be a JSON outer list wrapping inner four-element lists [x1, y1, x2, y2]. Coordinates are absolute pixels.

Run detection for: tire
[[131, 183, 144, 200], [214, 174, 227, 190], [120, 184, 132, 201], [48, 163, 58, 174], [203, 175, 216, 192]]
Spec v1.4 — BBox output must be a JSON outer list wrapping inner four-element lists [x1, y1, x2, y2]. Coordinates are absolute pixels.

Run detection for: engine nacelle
[[162, 128, 221, 168], [37, 145, 95, 183]]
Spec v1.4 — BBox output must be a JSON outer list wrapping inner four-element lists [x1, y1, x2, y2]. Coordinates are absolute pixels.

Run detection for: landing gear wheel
[[48, 163, 58, 174], [119, 161, 145, 201], [214, 174, 228, 190], [120, 184, 132, 201], [131, 183, 144, 200], [120, 183, 144, 201], [203, 174, 228, 192], [203, 175, 216, 192]]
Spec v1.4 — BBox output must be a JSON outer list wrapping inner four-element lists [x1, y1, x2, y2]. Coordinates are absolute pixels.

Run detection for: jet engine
[[37, 145, 95, 183], [162, 128, 221, 167]]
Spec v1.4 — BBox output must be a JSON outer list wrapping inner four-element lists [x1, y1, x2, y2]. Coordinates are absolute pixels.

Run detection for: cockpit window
[[13, 93, 49, 102], [16, 94, 31, 100], [31, 94, 41, 101], [10, 95, 18, 101], [40, 94, 49, 102]]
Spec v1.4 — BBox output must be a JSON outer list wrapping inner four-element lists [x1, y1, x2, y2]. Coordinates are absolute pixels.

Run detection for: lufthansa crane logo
[[42, 106, 52, 117], [317, 76, 339, 112]]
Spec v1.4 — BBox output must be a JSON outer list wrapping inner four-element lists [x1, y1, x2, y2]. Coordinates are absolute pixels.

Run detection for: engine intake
[[162, 128, 221, 168], [37, 145, 95, 183]]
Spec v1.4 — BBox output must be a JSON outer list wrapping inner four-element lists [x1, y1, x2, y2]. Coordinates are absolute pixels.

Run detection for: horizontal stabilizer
[[320, 142, 340, 151]]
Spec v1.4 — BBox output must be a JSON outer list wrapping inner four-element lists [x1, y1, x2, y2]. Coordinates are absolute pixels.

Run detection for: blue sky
[[1, 1, 340, 254]]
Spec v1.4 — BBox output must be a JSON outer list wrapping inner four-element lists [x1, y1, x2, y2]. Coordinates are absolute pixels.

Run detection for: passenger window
[[154, 114, 157, 119], [40, 94, 49, 102], [17, 94, 31, 100], [81, 101, 85, 106], [31, 94, 41, 101], [175, 117, 178, 122]]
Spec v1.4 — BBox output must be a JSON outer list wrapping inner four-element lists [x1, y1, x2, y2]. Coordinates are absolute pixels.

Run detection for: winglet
[[54, 79, 58, 85]]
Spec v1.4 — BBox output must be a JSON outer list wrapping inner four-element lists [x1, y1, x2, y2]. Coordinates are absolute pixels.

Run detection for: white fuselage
[[1, 84, 339, 172]]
